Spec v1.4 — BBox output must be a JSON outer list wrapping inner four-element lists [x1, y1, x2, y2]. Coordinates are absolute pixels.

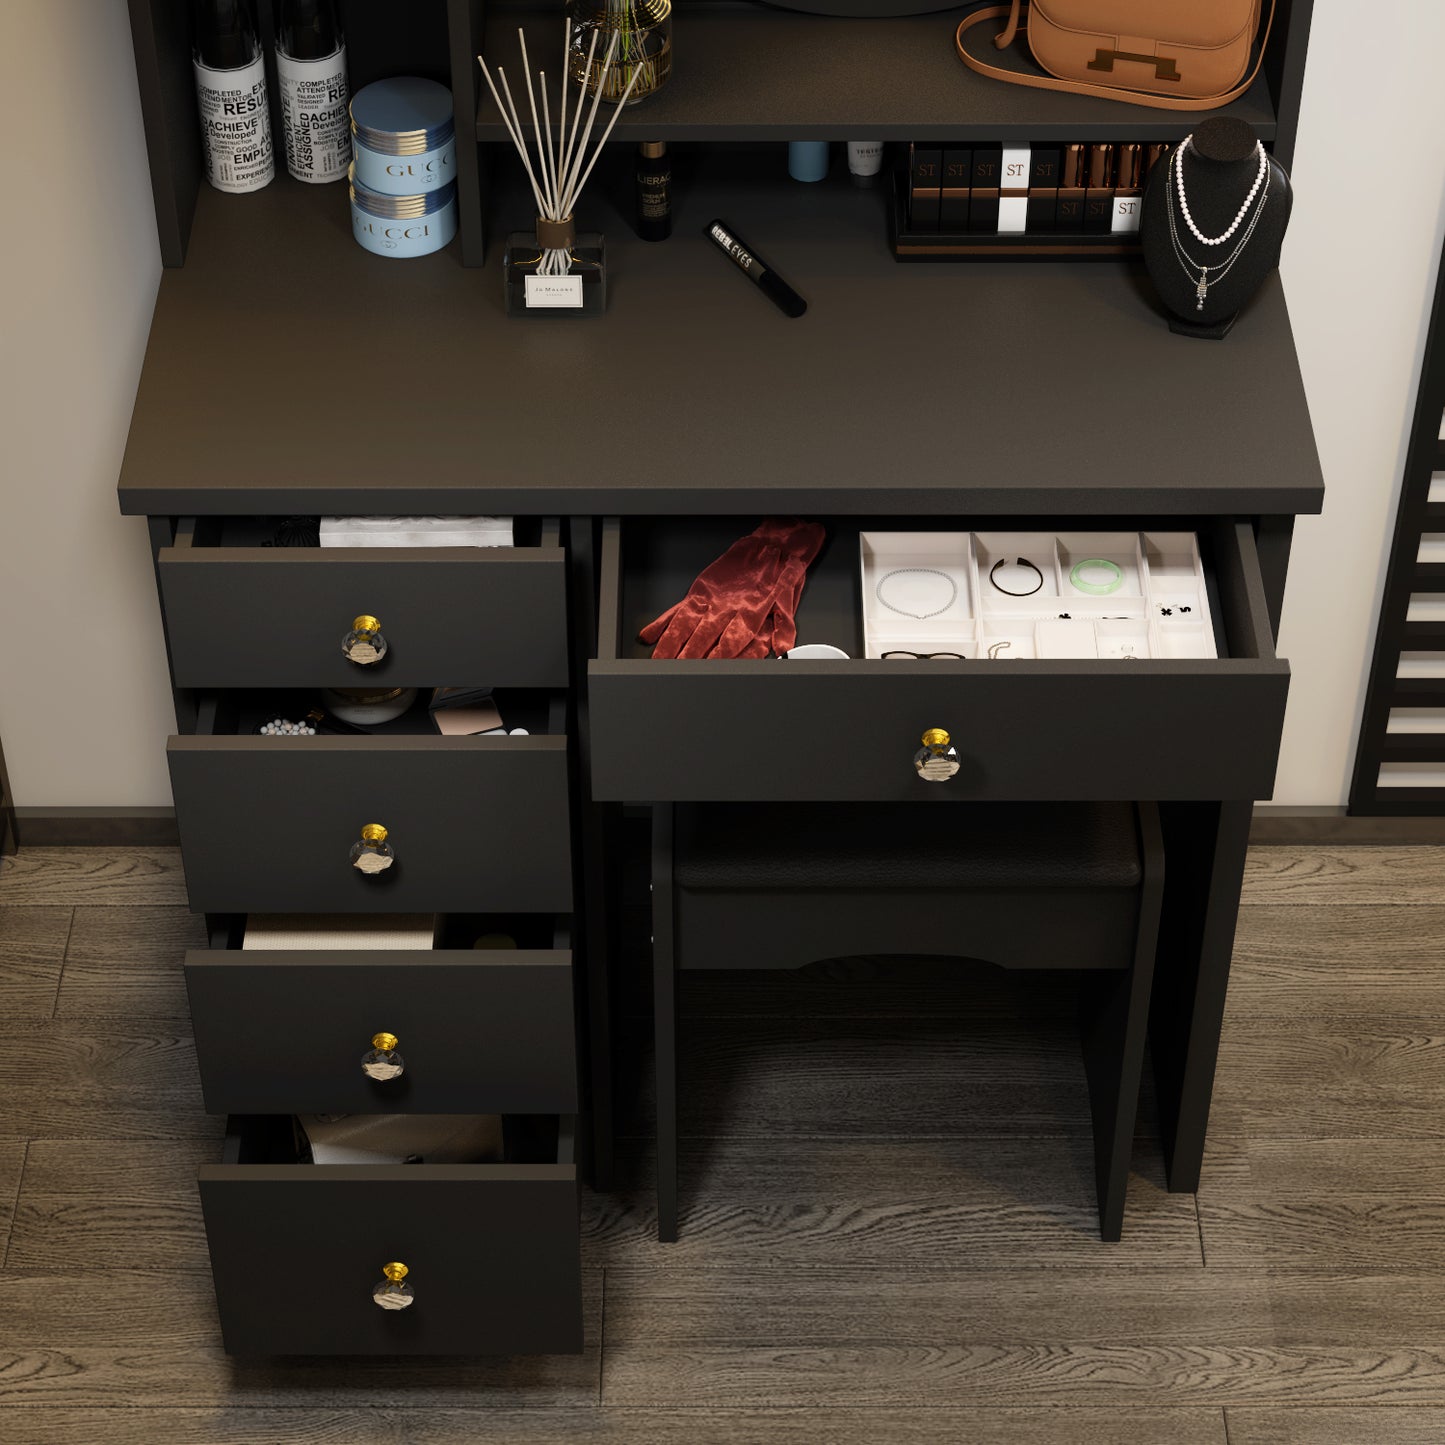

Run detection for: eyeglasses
[[880, 650, 966, 661]]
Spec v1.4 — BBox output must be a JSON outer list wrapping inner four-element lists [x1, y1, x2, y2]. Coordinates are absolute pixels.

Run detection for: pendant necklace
[[1167, 138, 1270, 310]]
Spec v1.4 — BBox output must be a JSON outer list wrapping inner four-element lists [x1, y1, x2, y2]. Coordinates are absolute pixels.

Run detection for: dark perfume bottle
[[195, 0, 260, 69], [192, 0, 273, 193], [279, 0, 340, 59], [277, 0, 350, 183], [636, 141, 672, 242]]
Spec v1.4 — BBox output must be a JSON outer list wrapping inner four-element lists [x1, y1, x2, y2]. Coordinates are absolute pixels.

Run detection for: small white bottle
[[192, 0, 273, 194], [276, 0, 351, 184]]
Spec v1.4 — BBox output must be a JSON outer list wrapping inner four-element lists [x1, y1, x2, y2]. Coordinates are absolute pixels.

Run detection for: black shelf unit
[[475, 4, 1281, 143], [127, 0, 1315, 269], [1349, 238, 1445, 814]]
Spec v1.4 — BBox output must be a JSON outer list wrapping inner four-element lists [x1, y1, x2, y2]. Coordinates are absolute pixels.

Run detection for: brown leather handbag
[[955, 0, 1276, 111]]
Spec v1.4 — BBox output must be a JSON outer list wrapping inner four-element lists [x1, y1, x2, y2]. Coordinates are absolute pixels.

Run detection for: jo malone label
[[525, 275, 584, 308]]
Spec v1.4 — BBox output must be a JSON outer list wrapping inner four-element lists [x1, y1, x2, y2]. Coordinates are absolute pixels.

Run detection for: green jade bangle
[[1069, 558, 1125, 596]]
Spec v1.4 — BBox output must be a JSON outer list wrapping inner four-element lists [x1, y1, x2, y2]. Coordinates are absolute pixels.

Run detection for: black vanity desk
[[119, 163, 1322, 1350]]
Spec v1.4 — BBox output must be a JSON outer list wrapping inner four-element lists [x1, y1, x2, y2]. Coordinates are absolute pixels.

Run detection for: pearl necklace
[[875, 567, 958, 619], [1174, 135, 1268, 246], [1166, 160, 1270, 310]]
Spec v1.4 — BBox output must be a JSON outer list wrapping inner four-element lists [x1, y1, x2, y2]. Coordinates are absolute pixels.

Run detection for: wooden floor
[[2, 846, 1445, 1443]]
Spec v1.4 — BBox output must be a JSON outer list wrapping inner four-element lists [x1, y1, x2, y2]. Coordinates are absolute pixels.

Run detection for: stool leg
[[653, 805, 678, 1243], [1081, 804, 1165, 1241]]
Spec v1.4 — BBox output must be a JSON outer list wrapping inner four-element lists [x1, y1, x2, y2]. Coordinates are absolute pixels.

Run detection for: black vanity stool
[[650, 800, 1164, 1243]]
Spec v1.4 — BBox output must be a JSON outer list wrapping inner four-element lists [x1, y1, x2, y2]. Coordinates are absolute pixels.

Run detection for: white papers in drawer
[[242, 915, 439, 950], [319, 515, 513, 547]]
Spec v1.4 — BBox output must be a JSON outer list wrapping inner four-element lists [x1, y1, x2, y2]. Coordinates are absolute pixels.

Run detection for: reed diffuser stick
[[562, 56, 644, 214]]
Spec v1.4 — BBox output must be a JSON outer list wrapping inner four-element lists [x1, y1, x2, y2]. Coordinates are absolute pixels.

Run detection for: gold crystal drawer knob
[[914, 727, 961, 782], [350, 823, 394, 874], [342, 615, 387, 666], [362, 1031, 405, 1081], [372, 1261, 415, 1311]]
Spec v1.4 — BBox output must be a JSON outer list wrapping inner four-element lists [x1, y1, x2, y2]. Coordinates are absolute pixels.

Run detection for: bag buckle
[[1087, 48, 1181, 82]]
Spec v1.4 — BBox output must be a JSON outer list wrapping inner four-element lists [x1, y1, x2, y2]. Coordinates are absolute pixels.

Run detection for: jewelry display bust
[[1140, 117, 1292, 340]]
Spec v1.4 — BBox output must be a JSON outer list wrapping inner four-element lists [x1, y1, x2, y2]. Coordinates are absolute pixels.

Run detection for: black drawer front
[[186, 950, 578, 1115], [200, 1163, 581, 1355], [168, 738, 572, 913], [589, 519, 1289, 802], [159, 545, 568, 689], [590, 665, 1288, 801]]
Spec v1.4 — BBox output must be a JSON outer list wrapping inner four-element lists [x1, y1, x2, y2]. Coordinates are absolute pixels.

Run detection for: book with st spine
[[1084, 144, 1116, 234], [997, 144, 1030, 233], [968, 145, 1002, 232], [940, 147, 972, 230], [908, 145, 942, 229], [1027, 146, 1062, 231]]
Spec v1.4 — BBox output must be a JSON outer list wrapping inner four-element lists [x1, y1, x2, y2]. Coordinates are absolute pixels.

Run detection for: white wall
[[1, 3, 1441, 809], [0, 1, 171, 807], [1273, 2, 1445, 804]]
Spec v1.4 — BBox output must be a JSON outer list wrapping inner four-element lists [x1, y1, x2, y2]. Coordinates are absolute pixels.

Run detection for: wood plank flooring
[[2, 844, 1444, 1443]]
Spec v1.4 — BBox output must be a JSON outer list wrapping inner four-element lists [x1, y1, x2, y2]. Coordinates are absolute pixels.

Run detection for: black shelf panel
[[1380, 734, 1445, 762], [474, 3, 1279, 143], [1402, 622, 1445, 649], [117, 156, 1323, 517]]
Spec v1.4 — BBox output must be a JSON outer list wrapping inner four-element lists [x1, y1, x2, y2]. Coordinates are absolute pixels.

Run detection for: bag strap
[[955, 1, 1277, 112]]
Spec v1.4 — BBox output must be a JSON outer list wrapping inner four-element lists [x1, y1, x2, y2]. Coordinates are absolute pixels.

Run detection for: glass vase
[[504, 230, 607, 317], [568, 0, 672, 106]]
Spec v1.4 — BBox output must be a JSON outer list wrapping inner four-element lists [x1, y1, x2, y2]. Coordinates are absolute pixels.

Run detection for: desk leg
[[1151, 798, 1252, 1194], [652, 804, 678, 1242], [567, 517, 615, 1190]]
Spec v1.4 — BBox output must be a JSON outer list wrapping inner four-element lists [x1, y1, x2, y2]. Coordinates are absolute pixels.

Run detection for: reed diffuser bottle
[[481, 21, 652, 316], [569, 0, 672, 105]]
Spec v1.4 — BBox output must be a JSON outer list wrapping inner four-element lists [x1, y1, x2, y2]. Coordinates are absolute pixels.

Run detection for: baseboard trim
[[1249, 805, 1445, 845], [14, 807, 181, 847], [9, 805, 1445, 850]]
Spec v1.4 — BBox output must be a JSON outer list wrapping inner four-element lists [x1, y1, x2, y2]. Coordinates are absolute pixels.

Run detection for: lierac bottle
[[193, 0, 273, 193], [277, 0, 351, 183]]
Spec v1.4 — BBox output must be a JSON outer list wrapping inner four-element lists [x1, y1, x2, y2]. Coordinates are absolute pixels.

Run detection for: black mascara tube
[[705, 218, 807, 318]]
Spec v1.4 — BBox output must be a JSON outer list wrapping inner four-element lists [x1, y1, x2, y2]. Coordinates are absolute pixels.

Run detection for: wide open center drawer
[[158, 516, 567, 689], [588, 516, 1289, 802], [186, 916, 577, 1115], [168, 693, 572, 913], [201, 1114, 581, 1356]]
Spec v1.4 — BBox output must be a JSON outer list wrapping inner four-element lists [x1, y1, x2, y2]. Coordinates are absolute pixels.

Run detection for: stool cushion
[[674, 802, 1141, 892]]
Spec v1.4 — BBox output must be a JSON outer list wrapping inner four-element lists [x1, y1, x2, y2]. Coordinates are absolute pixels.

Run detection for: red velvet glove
[[640, 519, 827, 660], [757, 521, 826, 657]]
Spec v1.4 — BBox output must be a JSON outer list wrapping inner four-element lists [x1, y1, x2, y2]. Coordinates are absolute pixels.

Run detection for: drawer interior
[[223, 1112, 573, 1169], [190, 688, 568, 739], [603, 515, 1262, 664], [207, 912, 569, 951], [182, 515, 554, 552]]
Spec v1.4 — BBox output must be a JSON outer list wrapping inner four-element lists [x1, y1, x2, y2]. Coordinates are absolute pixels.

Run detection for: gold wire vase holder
[[568, 0, 672, 105]]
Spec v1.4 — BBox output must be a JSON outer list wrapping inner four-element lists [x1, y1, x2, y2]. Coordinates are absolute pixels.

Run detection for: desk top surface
[[118, 157, 1324, 518]]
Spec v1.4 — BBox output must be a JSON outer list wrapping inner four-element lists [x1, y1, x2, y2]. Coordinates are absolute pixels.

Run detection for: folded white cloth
[[299, 1113, 504, 1165], [242, 914, 439, 950], [320, 515, 513, 548]]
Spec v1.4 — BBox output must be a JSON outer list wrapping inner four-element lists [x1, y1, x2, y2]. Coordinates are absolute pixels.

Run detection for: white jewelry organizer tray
[[859, 531, 1217, 661]]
